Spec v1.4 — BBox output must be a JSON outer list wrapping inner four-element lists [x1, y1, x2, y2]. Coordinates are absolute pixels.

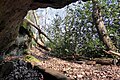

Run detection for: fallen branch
[[32, 35, 50, 51], [34, 66, 69, 80], [75, 58, 119, 65], [21, 19, 50, 51], [32, 11, 45, 44], [24, 18, 53, 43], [103, 50, 120, 57]]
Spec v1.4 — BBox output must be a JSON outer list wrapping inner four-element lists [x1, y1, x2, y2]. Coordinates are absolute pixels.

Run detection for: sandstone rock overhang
[[30, 0, 78, 9], [0, 0, 88, 52]]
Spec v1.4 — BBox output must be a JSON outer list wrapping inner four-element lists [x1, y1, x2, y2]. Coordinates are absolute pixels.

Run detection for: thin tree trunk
[[92, 0, 117, 51]]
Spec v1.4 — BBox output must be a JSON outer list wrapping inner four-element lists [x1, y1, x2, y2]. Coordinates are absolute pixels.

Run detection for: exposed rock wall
[[0, 0, 32, 52], [0, 0, 80, 52]]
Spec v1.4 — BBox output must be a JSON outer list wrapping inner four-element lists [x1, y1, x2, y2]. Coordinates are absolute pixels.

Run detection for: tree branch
[[32, 11, 45, 44], [103, 50, 120, 57], [24, 18, 53, 43]]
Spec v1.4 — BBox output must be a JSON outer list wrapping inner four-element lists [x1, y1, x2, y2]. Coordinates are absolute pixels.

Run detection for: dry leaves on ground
[[29, 48, 120, 80]]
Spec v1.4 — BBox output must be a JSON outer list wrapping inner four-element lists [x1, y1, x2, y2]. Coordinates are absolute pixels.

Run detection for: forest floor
[[29, 48, 120, 80]]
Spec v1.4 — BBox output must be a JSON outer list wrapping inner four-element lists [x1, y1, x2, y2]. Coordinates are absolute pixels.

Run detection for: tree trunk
[[0, 0, 79, 53], [92, 0, 117, 51]]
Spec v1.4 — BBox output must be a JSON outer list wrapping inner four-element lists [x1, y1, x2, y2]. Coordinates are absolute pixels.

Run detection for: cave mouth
[[0, 0, 87, 52]]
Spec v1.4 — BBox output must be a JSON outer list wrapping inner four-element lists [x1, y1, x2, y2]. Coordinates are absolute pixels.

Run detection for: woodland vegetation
[[0, 0, 120, 80], [44, 0, 120, 58]]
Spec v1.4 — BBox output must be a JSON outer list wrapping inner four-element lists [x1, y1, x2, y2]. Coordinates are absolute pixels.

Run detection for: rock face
[[0, 60, 43, 80], [0, 0, 81, 52], [0, 0, 32, 52], [0, 0, 89, 52], [0, 60, 69, 80]]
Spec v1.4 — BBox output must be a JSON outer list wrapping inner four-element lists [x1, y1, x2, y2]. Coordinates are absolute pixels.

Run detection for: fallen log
[[1, 58, 69, 80], [34, 66, 69, 80], [93, 58, 113, 65], [23, 55, 69, 80], [75, 58, 119, 65]]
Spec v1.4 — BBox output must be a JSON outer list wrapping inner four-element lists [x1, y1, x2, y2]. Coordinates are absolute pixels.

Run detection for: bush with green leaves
[[45, 0, 120, 57]]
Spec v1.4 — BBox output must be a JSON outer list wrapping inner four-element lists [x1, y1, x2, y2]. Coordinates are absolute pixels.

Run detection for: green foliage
[[45, 0, 120, 57], [100, 0, 120, 50]]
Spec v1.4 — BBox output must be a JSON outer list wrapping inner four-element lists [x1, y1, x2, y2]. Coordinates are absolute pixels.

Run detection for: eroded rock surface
[[0, 0, 82, 52]]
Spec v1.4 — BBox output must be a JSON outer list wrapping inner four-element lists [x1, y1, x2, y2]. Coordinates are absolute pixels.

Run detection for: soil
[[2, 47, 120, 80], [30, 48, 120, 80]]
